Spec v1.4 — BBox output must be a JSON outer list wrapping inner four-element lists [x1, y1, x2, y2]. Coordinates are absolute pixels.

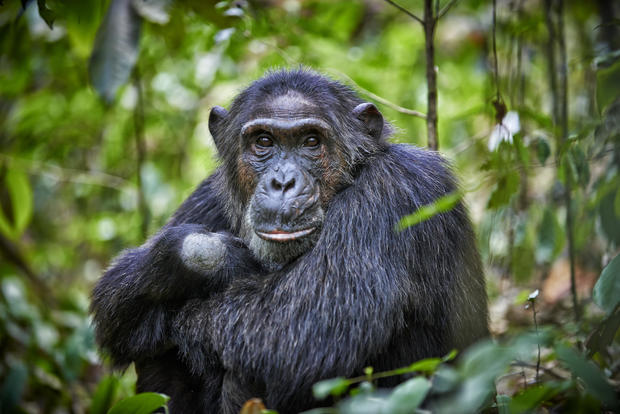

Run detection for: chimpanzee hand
[[145, 224, 262, 299], [179, 231, 253, 277], [91, 222, 262, 364]]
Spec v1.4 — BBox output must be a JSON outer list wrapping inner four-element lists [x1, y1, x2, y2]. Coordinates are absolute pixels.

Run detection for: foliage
[[0, 0, 619, 412]]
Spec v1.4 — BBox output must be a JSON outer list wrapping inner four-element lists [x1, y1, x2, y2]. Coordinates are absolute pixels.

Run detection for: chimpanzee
[[91, 69, 488, 414]]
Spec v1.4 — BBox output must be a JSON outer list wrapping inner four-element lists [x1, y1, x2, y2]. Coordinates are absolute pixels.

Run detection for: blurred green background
[[0, 0, 619, 412]]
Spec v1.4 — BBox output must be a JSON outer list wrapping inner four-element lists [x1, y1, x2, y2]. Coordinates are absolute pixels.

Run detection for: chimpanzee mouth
[[255, 227, 316, 242]]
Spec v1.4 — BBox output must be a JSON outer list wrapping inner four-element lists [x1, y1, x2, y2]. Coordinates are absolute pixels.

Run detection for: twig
[[329, 71, 426, 119], [423, 0, 438, 150], [512, 361, 567, 381], [556, 0, 578, 323], [492, 0, 500, 102], [544, 0, 579, 322], [383, 0, 423, 25], [437, 0, 459, 21], [132, 67, 150, 239], [0, 153, 131, 191]]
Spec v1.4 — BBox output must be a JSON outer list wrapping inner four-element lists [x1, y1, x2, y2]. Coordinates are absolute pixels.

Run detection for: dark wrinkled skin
[[91, 69, 489, 414]]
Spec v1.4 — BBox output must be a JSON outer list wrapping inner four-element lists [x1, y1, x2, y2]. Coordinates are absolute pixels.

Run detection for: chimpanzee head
[[208, 69, 391, 268]]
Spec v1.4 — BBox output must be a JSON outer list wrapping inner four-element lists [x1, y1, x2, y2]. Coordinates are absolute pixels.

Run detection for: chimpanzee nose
[[270, 175, 296, 194], [267, 166, 302, 198]]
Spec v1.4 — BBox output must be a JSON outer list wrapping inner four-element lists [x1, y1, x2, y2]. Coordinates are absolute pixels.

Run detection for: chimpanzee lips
[[255, 227, 316, 242]]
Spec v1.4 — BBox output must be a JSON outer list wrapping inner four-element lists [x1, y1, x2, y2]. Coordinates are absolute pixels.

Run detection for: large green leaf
[[383, 377, 431, 414], [0, 169, 33, 240], [599, 187, 620, 245], [488, 171, 520, 209], [536, 208, 564, 264], [593, 253, 620, 314], [89, 0, 142, 103], [107, 392, 170, 414], [312, 377, 349, 400], [556, 345, 619, 410], [397, 192, 462, 230], [91, 375, 119, 414]]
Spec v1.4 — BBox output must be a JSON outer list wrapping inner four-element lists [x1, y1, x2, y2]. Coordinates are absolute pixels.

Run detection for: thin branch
[[437, 0, 459, 20], [492, 0, 500, 102], [512, 361, 567, 381], [0, 153, 131, 191], [330, 71, 426, 119], [556, 0, 579, 322], [383, 0, 424, 25], [424, 0, 439, 150], [132, 67, 150, 240]]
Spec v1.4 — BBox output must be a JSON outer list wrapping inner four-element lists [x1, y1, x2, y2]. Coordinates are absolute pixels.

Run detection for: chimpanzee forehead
[[250, 91, 324, 120]]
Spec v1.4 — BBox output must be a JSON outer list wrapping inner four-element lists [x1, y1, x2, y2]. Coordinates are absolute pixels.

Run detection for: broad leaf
[[383, 377, 431, 414], [397, 192, 462, 230], [556, 345, 619, 411], [593, 253, 620, 314], [0, 169, 33, 240], [89, 0, 142, 103], [90, 375, 119, 414], [312, 377, 349, 400], [107, 392, 169, 414]]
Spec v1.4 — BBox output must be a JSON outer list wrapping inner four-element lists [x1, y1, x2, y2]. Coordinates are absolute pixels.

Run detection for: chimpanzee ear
[[208, 106, 229, 154], [352, 103, 384, 141]]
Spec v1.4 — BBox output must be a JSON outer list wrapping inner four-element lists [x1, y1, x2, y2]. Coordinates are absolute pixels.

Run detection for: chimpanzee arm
[[174, 147, 488, 409], [90, 174, 261, 365]]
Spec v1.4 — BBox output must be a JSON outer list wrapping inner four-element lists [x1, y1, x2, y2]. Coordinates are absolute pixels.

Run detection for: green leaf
[[0, 169, 33, 239], [487, 171, 519, 209], [596, 60, 620, 113], [396, 357, 443, 375], [536, 208, 564, 264], [569, 146, 590, 188], [383, 377, 431, 414], [0, 361, 28, 414], [599, 187, 620, 244], [496, 394, 511, 414], [586, 305, 620, 358], [512, 216, 536, 282], [312, 377, 350, 400], [593, 253, 620, 314], [508, 383, 564, 413], [556, 345, 619, 410], [131, 0, 171, 24], [91, 375, 119, 414], [89, 0, 142, 103], [107, 393, 170, 414], [535, 136, 551, 165], [37, 0, 56, 29], [397, 192, 462, 230]]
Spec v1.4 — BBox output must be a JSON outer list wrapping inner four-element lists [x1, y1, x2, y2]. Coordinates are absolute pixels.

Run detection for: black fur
[[91, 69, 488, 414]]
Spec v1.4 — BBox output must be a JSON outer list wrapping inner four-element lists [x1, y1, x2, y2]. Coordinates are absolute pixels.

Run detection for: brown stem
[[382, 0, 423, 24], [424, 0, 438, 150], [556, 0, 579, 322], [132, 68, 150, 240], [544, 0, 579, 322], [544, 0, 560, 124]]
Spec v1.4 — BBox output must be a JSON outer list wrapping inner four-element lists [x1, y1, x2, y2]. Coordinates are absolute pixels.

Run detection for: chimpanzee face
[[209, 88, 384, 269], [237, 93, 332, 267]]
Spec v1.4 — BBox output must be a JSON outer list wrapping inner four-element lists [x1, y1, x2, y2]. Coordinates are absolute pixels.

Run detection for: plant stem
[[544, 0, 579, 322], [132, 67, 150, 240], [424, 0, 438, 150]]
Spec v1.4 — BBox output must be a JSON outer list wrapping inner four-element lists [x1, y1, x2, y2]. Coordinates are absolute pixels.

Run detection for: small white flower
[[488, 111, 520, 151]]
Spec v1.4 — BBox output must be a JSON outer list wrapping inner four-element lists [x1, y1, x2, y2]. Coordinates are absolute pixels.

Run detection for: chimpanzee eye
[[303, 136, 320, 148], [256, 136, 273, 148]]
